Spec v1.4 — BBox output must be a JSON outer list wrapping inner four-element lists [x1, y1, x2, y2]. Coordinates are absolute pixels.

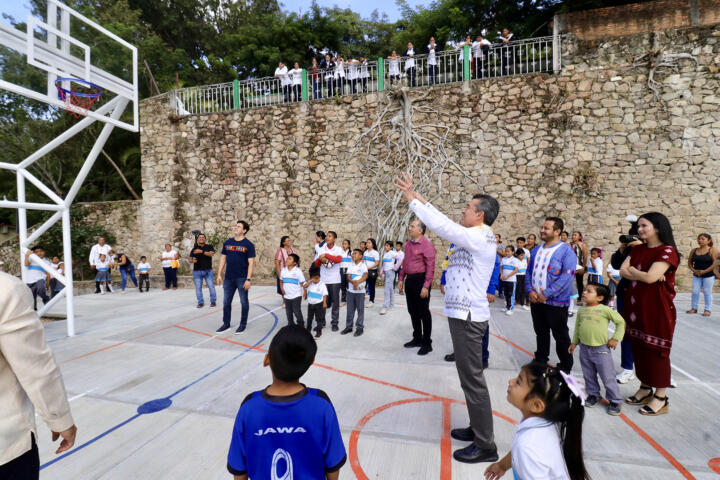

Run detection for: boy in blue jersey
[[227, 325, 346, 479]]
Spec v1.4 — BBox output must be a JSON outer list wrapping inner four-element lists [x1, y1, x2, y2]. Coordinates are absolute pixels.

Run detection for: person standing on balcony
[[347, 57, 359, 94], [498, 28, 515, 75], [472, 34, 491, 79], [320, 54, 335, 97], [404, 42, 417, 87], [427, 37, 439, 84], [274, 61, 291, 103], [458, 35, 473, 79], [310, 57, 322, 99], [388, 50, 401, 86], [334, 56, 346, 95], [289, 62, 303, 102], [359, 56, 370, 93]]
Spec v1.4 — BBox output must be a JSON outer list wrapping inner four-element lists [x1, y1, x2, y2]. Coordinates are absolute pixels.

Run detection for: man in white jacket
[[89, 236, 112, 293], [0, 272, 76, 478], [395, 172, 499, 465]]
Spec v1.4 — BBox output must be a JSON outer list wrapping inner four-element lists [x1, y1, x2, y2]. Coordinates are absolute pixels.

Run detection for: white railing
[[170, 35, 558, 116]]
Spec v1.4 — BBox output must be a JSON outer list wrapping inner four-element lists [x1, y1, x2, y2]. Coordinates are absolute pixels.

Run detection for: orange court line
[[440, 400, 453, 480]]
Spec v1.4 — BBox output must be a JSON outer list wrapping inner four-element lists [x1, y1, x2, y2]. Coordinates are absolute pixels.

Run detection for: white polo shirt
[[500, 256, 521, 283], [289, 68, 303, 86], [363, 249, 380, 270], [346, 261, 368, 294], [317, 243, 345, 284], [381, 250, 397, 272], [281, 266, 305, 300], [25, 258, 50, 284], [89, 243, 112, 265], [306, 280, 328, 305], [512, 416, 570, 480]]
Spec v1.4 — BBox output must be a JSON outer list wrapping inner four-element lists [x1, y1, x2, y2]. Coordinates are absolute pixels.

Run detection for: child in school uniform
[[484, 361, 589, 480], [388, 51, 401, 86], [587, 248, 603, 284], [363, 238, 380, 306], [606, 263, 621, 308], [339, 239, 352, 306], [346, 57, 359, 94], [500, 246, 520, 315], [342, 249, 368, 337], [334, 57, 346, 95], [514, 249, 528, 310], [380, 241, 397, 315], [280, 254, 305, 327], [304, 265, 328, 338], [569, 282, 626, 416], [289, 62, 303, 102], [227, 325, 346, 480], [94, 253, 114, 294], [138, 255, 151, 292]]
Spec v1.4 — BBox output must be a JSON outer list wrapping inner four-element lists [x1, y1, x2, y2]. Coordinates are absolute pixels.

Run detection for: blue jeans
[[223, 277, 249, 327], [193, 269, 216, 305], [616, 292, 634, 370], [120, 266, 138, 290], [691, 275, 715, 312]]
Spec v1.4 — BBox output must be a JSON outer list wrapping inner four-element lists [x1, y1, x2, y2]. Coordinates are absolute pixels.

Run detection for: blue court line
[[41, 303, 279, 470]]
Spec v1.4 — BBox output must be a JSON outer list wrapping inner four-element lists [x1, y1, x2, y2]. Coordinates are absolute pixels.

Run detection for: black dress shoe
[[450, 426, 474, 442], [403, 339, 422, 348], [234, 324, 246, 334], [418, 345, 432, 355], [331, 325, 339, 332], [353, 328, 364, 337], [340, 327, 353, 335], [216, 324, 230, 333], [444, 353, 455, 362], [452, 444, 499, 464]]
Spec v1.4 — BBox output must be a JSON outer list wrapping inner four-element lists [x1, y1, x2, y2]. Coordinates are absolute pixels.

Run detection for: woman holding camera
[[687, 233, 718, 317], [620, 212, 679, 416]]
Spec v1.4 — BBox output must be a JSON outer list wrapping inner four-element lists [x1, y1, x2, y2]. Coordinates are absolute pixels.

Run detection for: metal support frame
[[0, 97, 129, 336]]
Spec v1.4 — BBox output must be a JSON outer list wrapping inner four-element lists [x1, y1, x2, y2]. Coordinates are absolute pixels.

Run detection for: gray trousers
[[382, 270, 395, 309], [345, 292, 365, 329], [326, 283, 341, 327], [27, 280, 49, 311], [448, 315, 496, 450], [579, 344, 622, 403], [284, 296, 304, 326]]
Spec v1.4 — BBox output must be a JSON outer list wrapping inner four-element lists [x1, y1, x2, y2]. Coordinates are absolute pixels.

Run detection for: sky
[[1, 1, 420, 24]]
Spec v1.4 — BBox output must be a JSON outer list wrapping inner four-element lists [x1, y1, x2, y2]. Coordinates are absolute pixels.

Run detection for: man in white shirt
[[89, 236, 112, 293], [395, 172, 499, 464], [427, 37, 439, 84], [471, 34, 491, 79], [404, 42, 417, 87], [498, 28, 515, 75], [0, 272, 77, 478], [313, 231, 345, 331], [274, 61, 291, 103], [288, 62, 303, 102]]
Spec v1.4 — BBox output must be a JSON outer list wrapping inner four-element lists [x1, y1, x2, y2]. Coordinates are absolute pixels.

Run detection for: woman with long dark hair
[[687, 233, 718, 317], [620, 212, 679, 416], [274, 236, 295, 307]]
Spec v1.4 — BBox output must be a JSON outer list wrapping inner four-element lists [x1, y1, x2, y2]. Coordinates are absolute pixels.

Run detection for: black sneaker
[[196, 304, 204, 309], [404, 339, 422, 348], [353, 328, 364, 337], [452, 444, 499, 464], [418, 345, 433, 355], [331, 325, 339, 332], [585, 395, 599, 407], [216, 324, 230, 333], [210, 302, 216, 307], [444, 353, 455, 362], [340, 327, 353, 335], [450, 426, 473, 442], [234, 325, 246, 334], [607, 402, 621, 416]]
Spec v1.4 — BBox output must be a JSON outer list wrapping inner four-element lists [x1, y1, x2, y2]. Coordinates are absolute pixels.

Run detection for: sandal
[[703, 310, 711, 317], [625, 386, 653, 405], [639, 394, 669, 416], [686, 309, 697, 314]]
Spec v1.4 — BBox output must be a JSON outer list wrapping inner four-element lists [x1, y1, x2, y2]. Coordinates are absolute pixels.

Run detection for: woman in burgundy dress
[[620, 212, 679, 416]]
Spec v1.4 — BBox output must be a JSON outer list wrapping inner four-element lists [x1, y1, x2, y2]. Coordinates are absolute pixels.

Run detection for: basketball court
[[35, 286, 720, 479]]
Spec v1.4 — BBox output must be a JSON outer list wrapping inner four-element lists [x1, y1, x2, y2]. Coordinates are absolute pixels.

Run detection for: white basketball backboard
[[0, 0, 138, 131]]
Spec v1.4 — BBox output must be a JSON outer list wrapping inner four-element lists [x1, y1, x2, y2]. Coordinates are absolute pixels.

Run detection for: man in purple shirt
[[398, 219, 436, 355]]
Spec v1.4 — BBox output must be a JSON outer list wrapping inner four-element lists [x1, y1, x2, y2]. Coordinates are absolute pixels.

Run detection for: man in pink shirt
[[398, 219, 436, 355]]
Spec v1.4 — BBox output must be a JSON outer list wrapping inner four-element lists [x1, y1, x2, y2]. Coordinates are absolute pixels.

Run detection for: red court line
[[440, 400, 453, 480], [709, 458, 720, 475], [60, 292, 272, 364], [173, 325, 265, 350]]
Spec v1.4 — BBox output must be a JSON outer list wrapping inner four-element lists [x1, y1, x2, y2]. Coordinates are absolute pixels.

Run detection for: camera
[[619, 234, 640, 244]]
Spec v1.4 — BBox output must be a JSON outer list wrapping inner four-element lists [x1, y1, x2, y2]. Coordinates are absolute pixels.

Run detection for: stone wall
[[559, 0, 720, 40], [140, 24, 720, 291]]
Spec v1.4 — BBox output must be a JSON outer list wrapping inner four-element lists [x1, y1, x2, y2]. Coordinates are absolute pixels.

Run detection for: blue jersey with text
[[227, 387, 346, 479]]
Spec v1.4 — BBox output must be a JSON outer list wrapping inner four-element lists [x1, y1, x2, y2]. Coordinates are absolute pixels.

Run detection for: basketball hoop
[[55, 77, 103, 118]]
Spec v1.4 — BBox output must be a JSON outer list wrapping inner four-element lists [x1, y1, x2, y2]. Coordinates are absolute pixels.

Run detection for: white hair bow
[[559, 370, 587, 406]]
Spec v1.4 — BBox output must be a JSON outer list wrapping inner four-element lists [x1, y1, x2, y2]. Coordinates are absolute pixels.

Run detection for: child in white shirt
[[485, 362, 588, 480], [514, 249, 528, 310], [138, 256, 151, 292], [280, 254, 305, 326], [588, 248, 603, 284], [343, 249, 368, 337], [94, 254, 114, 294], [304, 265, 328, 338], [380, 241, 397, 314], [289, 62, 303, 102], [388, 50, 401, 85], [500, 246, 520, 315], [606, 263, 621, 308]]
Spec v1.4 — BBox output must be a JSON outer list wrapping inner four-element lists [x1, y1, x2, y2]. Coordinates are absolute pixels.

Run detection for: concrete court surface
[[35, 285, 720, 480]]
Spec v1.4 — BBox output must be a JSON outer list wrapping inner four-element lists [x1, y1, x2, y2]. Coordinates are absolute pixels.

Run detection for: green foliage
[[42, 207, 116, 280]]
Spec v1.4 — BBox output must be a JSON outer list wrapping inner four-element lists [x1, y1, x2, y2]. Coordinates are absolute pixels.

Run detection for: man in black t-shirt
[[189, 233, 216, 308]]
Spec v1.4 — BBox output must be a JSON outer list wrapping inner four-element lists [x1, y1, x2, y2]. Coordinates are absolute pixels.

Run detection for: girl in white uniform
[[388, 50, 401, 86], [334, 57, 346, 95], [485, 362, 588, 480]]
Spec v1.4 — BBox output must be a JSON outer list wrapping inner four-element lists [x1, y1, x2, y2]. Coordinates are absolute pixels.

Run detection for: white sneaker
[[615, 369, 635, 384], [121, 290, 126, 295], [366, 302, 373, 308], [505, 310, 514, 316], [522, 305, 530, 311], [380, 308, 387, 315]]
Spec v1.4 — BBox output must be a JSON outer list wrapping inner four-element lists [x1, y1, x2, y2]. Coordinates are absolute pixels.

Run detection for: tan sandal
[[686, 309, 697, 314], [639, 394, 669, 416], [625, 386, 653, 405], [703, 310, 711, 317]]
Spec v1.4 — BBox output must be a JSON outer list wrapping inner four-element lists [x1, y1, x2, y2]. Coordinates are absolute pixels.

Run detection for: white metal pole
[[16, 171, 27, 283], [37, 288, 66, 318], [61, 206, 75, 336], [0, 161, 19, 170], [64, 98, 128, 205], [0, 200, 64, 211], [20, 170, 64, 205]]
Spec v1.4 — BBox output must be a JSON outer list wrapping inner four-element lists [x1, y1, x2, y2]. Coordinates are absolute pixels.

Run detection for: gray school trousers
[[345, 291, 365, 329], [448, 315, 496, 450]]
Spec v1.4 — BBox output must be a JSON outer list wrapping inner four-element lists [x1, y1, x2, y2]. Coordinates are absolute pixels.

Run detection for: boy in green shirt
[[569, 282, 626, 415]]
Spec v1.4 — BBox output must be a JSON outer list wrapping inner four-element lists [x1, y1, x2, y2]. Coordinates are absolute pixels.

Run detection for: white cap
[[626, 215, 638, 223]]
